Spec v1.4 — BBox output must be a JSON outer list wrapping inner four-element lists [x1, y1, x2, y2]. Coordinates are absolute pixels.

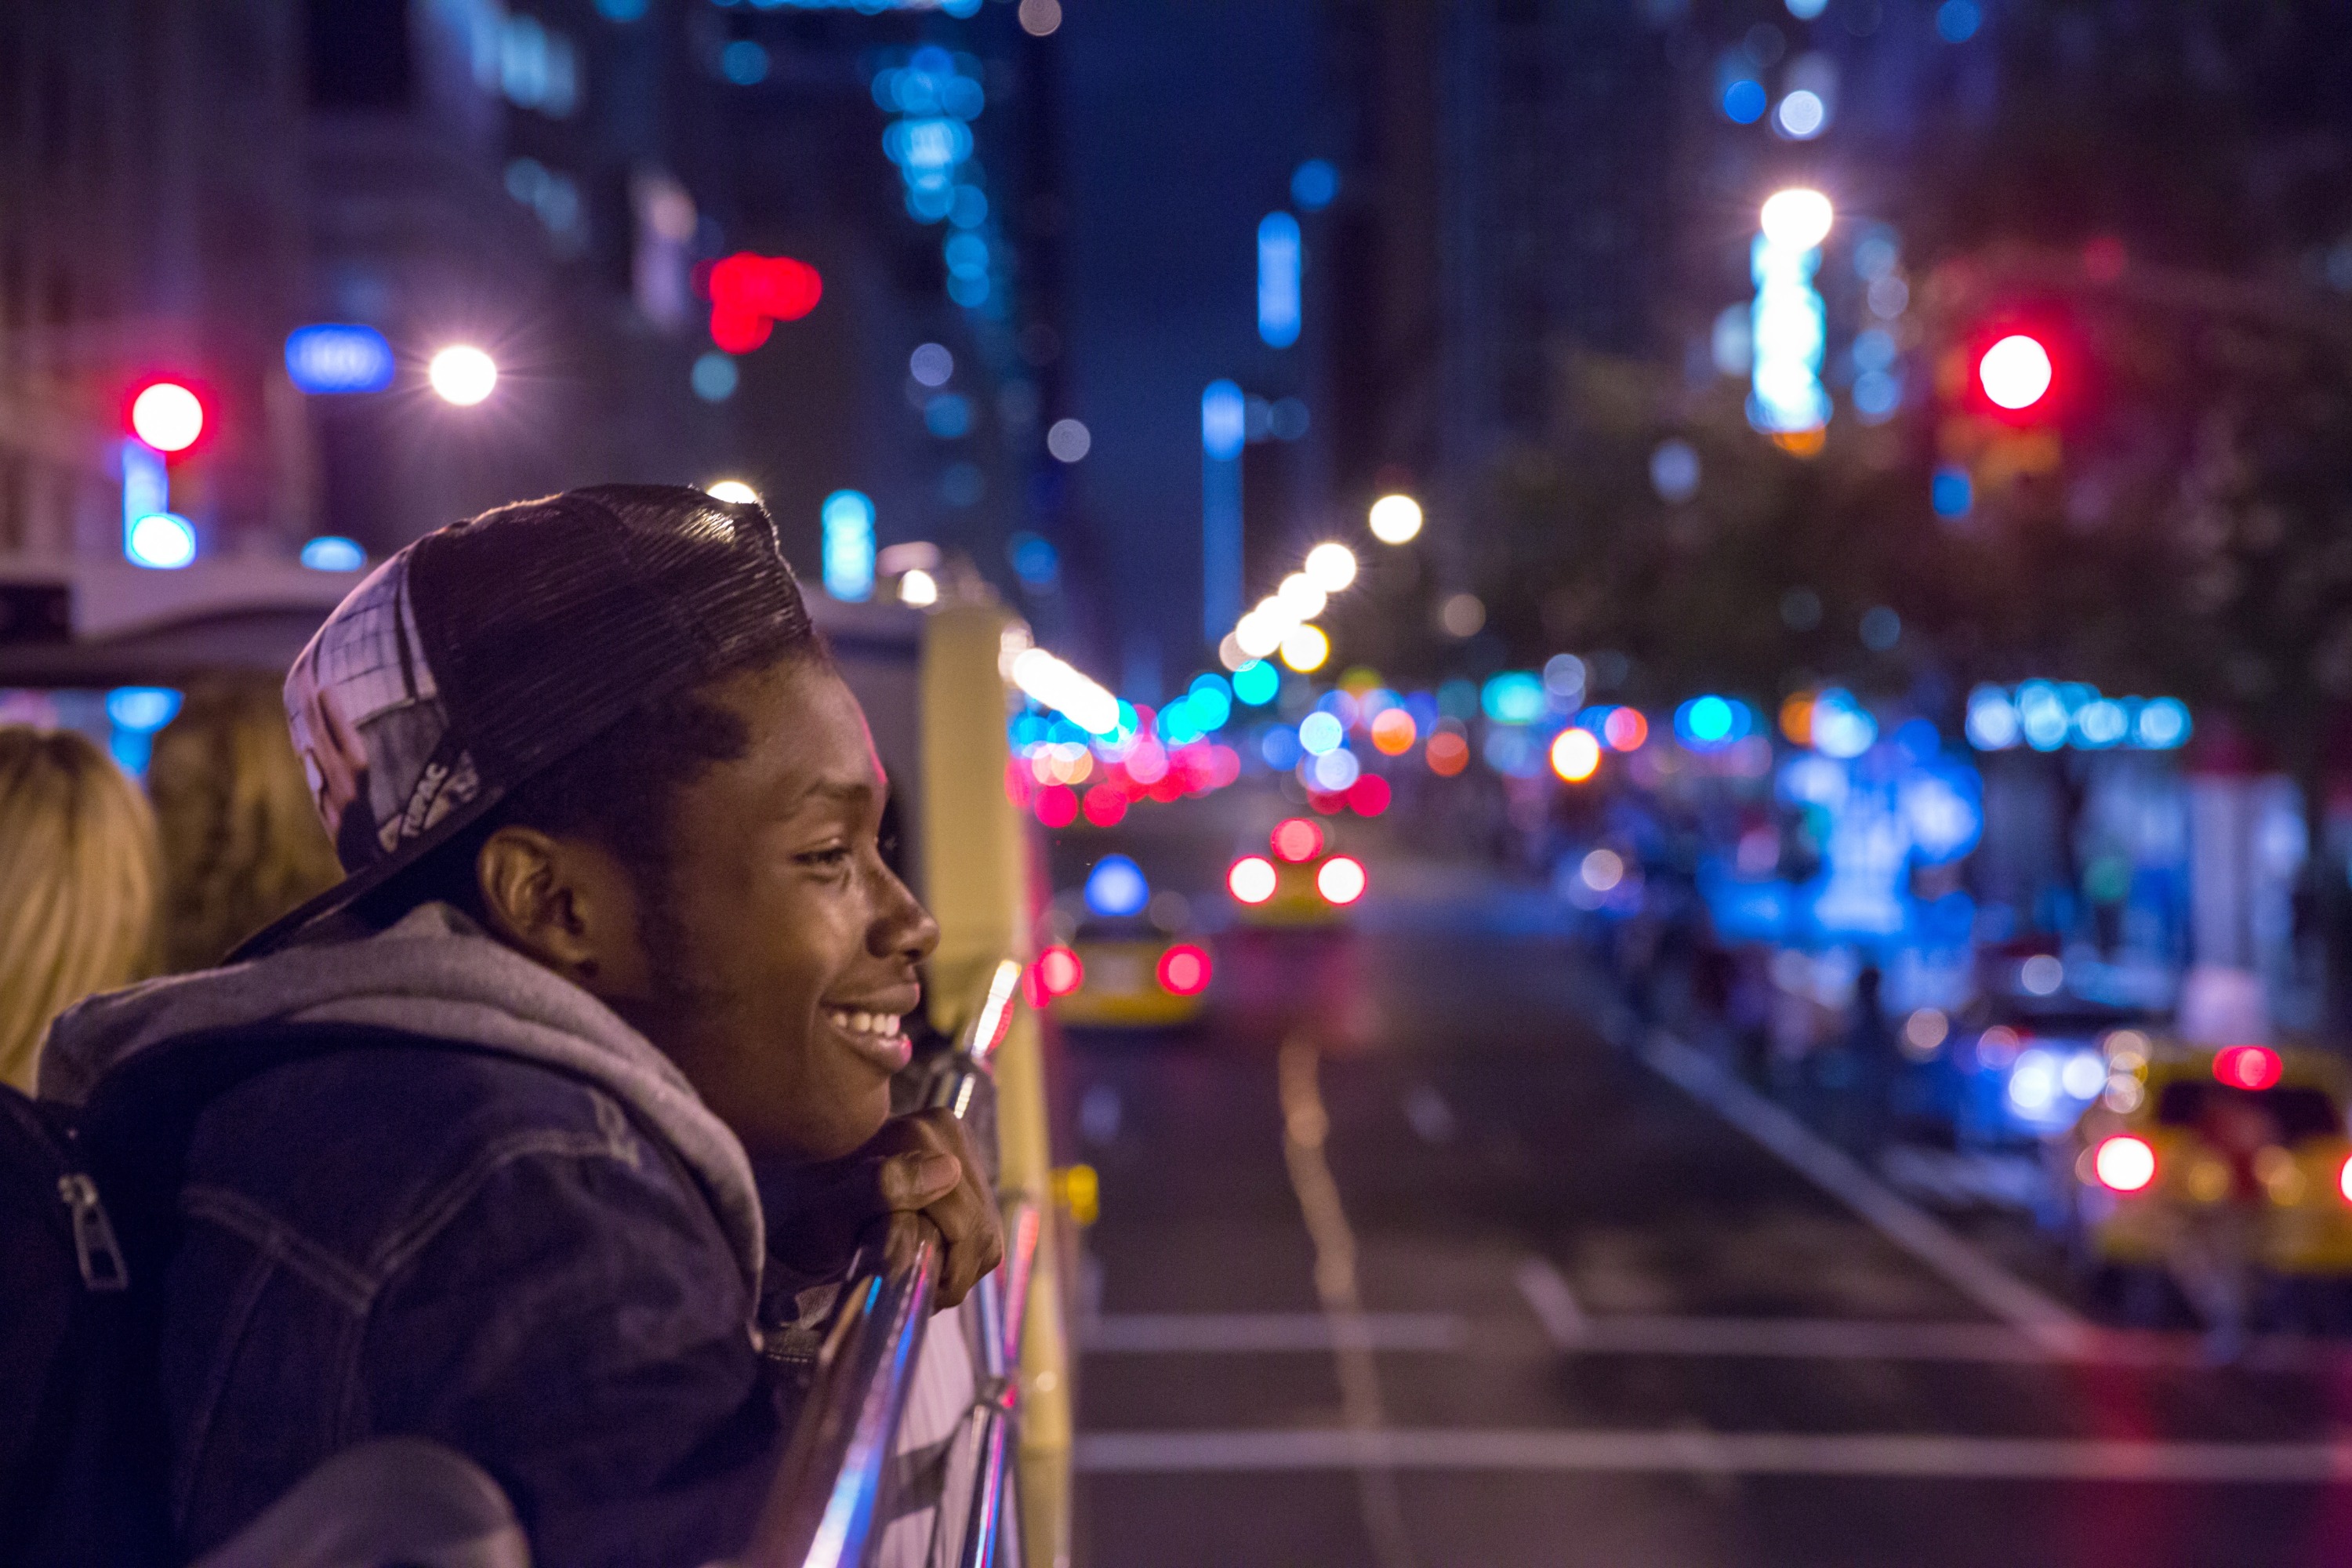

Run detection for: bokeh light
[[1759, 188, 1834, 251], [1370, 708, 1417, 755], [1272, 818, 1324, 862], [428, 345, 499, 405], [1228, 855, 1278, 904], [1368, 493, 1423, 544], [1978, 333, 2053, 411], [1279, 624, 1330, 672], [130, 382, 204, 451], [1551, 728, 1601, 782], [1305, 542, 1358, 592], [1317, 855, 1367, 905], [1157, 944, 1212, 996]]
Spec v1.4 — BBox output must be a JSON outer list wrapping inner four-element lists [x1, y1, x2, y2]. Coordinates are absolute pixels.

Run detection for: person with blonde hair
[[146, 681, 343, 971], [0, 724, 159, 1091]]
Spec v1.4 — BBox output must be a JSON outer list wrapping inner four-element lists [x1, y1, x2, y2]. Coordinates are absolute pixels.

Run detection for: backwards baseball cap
[[236, 484, 816, 959]]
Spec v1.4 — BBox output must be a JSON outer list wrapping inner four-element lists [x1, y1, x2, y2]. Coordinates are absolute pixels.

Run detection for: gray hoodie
[[39, 901, 764, 1292]]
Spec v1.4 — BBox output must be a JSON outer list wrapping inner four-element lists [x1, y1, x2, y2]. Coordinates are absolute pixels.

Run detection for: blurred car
[[1225, 816, 1365, 928], [1034, 851, 1213, 1027], [1904, 989, 2161, 1149], [2068, 1040, 2352, 1280]]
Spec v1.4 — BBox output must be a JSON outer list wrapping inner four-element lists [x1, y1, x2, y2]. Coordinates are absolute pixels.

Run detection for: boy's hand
[[773, 1109, 1004, 1308]]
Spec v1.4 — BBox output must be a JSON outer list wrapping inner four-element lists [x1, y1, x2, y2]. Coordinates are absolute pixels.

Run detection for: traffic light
[[128, 380, 205, 452], [1955, 315, 2071, 426], [1976, 332, 2053, 414], [122, 379, 205, 569], [1933, 312, 2073, 517]]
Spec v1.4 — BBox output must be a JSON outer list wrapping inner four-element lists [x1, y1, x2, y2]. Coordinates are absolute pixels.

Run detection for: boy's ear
[[474, 826, 653, 997]]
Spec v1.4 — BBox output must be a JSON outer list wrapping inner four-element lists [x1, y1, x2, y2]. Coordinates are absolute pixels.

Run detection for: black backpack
[[0, 1024, 473, 1567], [0, 1081, 172, 1566]]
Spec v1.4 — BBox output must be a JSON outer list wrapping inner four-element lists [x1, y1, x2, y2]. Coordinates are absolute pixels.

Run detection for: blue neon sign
[[285, 325, 395, 394]]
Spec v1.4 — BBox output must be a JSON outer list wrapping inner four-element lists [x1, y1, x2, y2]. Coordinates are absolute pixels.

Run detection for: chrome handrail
[[744, 1213, 941, 1568], [742, 960, 1033, 1568], [953, 1200, 1040, 1568]]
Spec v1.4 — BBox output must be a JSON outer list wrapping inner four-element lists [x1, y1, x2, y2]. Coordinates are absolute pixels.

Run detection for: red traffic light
[[128, 381, 205, 452], [1976, 334, 2053, 412], [706, 252, 822, 354]]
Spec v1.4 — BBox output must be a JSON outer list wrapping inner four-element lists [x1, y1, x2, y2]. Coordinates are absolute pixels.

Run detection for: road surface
[[1064, 864, 2352, 1567]]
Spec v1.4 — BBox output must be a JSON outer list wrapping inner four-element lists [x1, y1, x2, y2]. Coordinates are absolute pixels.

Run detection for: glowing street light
[[1759, 188, 1834, 251], [1369, 493, 1423, 545], [428, 345, 499, 405], [1279, 623, 1329, 673], [1005, 643, 1122, 736], [1304, 542, 1357, 593], [1276, 572, 1327, 621], [1550, 728, 1602, 783], [705, 480, 761, 505]]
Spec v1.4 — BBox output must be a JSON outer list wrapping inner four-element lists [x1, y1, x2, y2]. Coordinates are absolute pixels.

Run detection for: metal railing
[[743, 960, 1035, 1568]]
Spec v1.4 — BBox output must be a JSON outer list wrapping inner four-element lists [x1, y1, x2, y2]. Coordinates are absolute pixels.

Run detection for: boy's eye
[[799, 845, 853, 869]]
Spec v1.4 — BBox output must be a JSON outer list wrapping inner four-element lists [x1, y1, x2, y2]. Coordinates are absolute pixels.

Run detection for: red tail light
[[2093, 1134, 2156, 1193], [1316, 855, 1367, 906], [1034, 946, 1084, 999], [1228, 856, 1278, 905], [2214, 1044, 2282, 1091], [1272, 818, 1323, 862], [1156, 944, 1211, 996]]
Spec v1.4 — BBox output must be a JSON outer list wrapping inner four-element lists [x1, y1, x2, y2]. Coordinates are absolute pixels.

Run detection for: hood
[[40, 902, 764, 1290]]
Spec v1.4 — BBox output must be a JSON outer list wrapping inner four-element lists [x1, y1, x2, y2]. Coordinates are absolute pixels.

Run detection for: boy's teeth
[[828, 1009, 905, 1036]]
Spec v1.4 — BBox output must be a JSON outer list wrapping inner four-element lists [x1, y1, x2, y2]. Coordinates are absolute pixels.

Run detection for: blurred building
[[0, 1, 314, 565], [0, 0, 1057, 622]]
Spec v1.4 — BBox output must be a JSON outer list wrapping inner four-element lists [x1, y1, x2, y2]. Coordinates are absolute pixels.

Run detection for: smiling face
[[615, 660, 939, 1160]]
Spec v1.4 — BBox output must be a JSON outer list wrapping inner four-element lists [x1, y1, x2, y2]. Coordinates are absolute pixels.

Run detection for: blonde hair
[[147, 681, 343, 972], [0, 726, 159, 1092]]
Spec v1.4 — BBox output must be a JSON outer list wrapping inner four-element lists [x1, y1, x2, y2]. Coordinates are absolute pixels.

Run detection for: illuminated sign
[[286, 325, 394, 394]]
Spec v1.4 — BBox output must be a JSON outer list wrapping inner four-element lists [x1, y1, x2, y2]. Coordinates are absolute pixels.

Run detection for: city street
[[1069, 866, 2352, 1568]]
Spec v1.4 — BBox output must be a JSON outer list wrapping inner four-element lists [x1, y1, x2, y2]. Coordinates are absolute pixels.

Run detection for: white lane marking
[[1080, 1311, 2352, 1368], [1513, 1257, 1589, 1348], [1277, 1038, 1421, 1568], [1641, 1033, 2091, 1353], [1573, 1316, 2045, 1362], [1081, 1312, 1468, 1352], [1076, 1428, 2352, 1483]]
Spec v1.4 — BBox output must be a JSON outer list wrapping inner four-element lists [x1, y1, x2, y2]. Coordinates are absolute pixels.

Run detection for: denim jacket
[[40, 906, 795, 1566]]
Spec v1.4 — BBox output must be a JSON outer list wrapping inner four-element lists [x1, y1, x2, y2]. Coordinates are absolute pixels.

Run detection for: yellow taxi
[[1030, 851, 1212, 1027], [1036, 930, 1213, 1027], [2067, 1038, 2352, 1277], [1226, 815, 1366, 927]]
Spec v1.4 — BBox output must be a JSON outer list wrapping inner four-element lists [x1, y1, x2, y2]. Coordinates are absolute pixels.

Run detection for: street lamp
[[704, 479, 760, 505], [428, 346, 499, 405], [1304, 542, 1357, 592], [1759, 188, 1834, 250], [1368, 493, 1422, 545]]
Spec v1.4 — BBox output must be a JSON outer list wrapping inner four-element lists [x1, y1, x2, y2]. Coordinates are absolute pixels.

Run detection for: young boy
[[42, 486, 1000, 1565]]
